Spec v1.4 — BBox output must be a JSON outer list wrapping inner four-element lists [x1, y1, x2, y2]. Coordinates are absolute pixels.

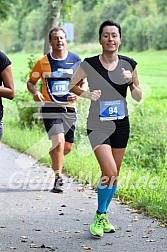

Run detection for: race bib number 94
[[100, 100, 125, 121]]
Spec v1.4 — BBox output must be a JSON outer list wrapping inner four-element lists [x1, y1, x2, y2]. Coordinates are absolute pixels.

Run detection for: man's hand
[[67, 93, 78, 103], [33, 90, 44, 102]]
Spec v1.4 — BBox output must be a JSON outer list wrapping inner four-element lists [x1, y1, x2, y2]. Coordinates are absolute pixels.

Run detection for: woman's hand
[[81, 90, 101, 101], [121, 68, 132, 84]]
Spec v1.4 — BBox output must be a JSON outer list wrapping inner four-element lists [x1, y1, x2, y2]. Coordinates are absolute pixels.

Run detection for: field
[[2, 46, 167, 224]]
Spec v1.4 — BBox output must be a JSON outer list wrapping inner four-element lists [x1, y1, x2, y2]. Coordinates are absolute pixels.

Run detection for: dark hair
[[49, 27, 66, 40], [99, 20, 122, 40]]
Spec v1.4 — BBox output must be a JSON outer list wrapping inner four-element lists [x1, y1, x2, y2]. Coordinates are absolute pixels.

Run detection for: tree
[[0, 0, 17, 20], [13, 0, 41, 42], [43, 0, 104, 54], [44, 0, 64, 54], [156, 0, 167, 16]]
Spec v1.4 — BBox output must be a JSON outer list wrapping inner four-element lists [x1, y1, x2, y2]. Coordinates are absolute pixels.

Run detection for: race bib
[[51, 78, 70, 96], [99, 100, 125, 121]]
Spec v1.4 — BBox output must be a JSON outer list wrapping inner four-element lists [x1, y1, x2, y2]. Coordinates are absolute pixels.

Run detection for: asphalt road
[[0, 142, 167, 252]]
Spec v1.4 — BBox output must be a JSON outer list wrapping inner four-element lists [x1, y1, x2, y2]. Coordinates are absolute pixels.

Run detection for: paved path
[[0, 142, 166, 252]]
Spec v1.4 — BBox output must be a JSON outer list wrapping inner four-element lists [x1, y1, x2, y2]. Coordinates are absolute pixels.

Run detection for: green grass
[[2, 47, 167, 224], [8, 52, 41, 78], [126, 50, 167, 88]]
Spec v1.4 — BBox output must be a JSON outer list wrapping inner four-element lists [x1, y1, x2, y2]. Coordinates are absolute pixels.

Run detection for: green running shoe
[[90, 213, 105, 238], [103, 214, 115, 233]]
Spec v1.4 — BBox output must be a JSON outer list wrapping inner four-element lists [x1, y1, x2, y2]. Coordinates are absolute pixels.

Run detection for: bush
[[14, 91, 42, 128], [6, 42, 23, 53], [14, 54, 43, 128]]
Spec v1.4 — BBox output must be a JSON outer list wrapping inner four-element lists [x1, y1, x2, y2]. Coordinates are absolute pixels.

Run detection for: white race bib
[[99, 100, 125, 121], [51, 78, 70, 96]]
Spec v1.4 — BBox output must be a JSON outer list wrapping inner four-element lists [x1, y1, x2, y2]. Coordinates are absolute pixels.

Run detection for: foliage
[[125, 92, 167, 172], [71, 0, 167, 51], [14, 55, 42, 128], [152, 17, 167, 50], [0, 0, 17, 20], [15, 91, 41, 128], [100, 0, 128, 22], [13, 0, 42, 41], [76, 0, 104, 11], [0, 0, 167, 52], [0, 18, 19, 53], [156, 0, 167, 16], [80, 12, 99, 43]]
